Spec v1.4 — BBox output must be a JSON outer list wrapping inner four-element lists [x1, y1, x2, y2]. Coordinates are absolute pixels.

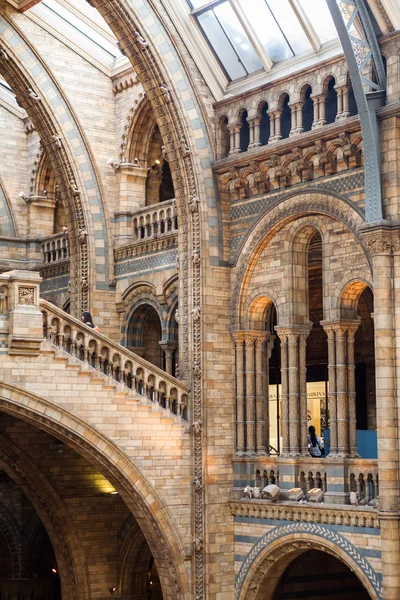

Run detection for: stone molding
[[229, 499, 379, 528], [235, 523, 382, 600]]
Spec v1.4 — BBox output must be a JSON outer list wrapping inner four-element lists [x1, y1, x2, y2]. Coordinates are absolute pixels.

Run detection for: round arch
[[0, 432, 88, 599], [0, 381, 188, 599], [232, 190, 369, 330], [236, 526, 381, 600]]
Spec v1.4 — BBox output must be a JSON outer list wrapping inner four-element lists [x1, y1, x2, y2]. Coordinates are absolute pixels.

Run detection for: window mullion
[[190, 0, 223, 16], [229, 0, 273, 72], [289, 0, 321, 52]]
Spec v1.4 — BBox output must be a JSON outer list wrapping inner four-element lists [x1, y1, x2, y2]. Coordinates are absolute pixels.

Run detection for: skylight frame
[[188, 0, 334, 81]]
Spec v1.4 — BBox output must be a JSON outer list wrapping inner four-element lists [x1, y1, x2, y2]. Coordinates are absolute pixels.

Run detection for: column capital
[[274, 324, 311, 339], [321, 319, 360, 335], [360, 223, 400, 256], [159, 340, 177, 353]]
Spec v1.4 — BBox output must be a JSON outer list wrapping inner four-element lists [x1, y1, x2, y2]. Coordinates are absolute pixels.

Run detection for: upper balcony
[[114, 199, 178, 260]]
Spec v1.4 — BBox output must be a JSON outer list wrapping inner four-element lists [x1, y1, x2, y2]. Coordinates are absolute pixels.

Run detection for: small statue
[[179, 137, 191, 156], [81, 278, 89, 291], [27, 88, 41, 102], [349, 491, 359, 506], [192, 251, 200, 265], [134, 31, 149, 49], [243, 486, 254, 499], [192, 361, 201, 377], [69, 179, 79, 193], [174, 309, 179, 324], [193, 477, 203, 492], [62, 226, 68, 237], [0, 48, 8, 62], [193, 537, 203, 552], [175, 256, 180, 271], [0, 287, 8, 315], [78, 229, 87, 244], [160, 84, 170, 102], [162, 145, 168, 162], [192, 306, 201, 321], [52, 134, 63, 149], [189, 195, 199, 213], [191, 420, 202, 435]]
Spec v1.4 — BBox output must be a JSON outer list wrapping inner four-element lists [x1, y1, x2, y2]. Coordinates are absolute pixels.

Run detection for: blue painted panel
[[323, 429, 377, 458]]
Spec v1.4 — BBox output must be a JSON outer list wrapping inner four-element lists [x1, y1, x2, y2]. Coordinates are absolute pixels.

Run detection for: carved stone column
[[276, 330, 289, 455], [255, 332, 268, 455], [232, 331, 246, 455], [299, 332, 309, 456], [247, 117, 255, 148], [289, 103, 303, 135], [159, 341, 178, 375], [347, 322, 360, 457], [335, 324, 349, 457], [275, 325, 310, 456], [253, 118, 261, 147], [245, 334, 256, 455], [322, 323, 338, 456], [362, 227, 400, 599], [228, 125, 238, 155], [269, 110, 282, 143], [335, 85, 344, 120]]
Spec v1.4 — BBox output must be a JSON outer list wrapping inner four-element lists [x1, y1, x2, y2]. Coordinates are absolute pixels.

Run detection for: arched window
[[325, 77, 337, 124], [218, 116, 230, 158], [302, 85, 313, 132], [239, 110, 250, 152], [348, 85, 358, 116], [259, 102, 270, 146], [280, 95, 291, 139]]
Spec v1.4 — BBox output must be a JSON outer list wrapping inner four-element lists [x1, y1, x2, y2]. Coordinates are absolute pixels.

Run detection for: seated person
[[307, 425, 324, 457]]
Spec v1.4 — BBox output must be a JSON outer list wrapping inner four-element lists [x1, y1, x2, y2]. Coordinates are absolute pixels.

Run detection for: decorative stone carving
[[192, 360, 201, 377], [193, 477, 203, 492], [192, 251, 200, 265], [192, 306, 201, 321], [18, 287, 34, 306], [189, 195, 199, 213], [193, 537, 203, 552], [27, 88, 41, 102], [69, 179, 79, 193], [78, 229, 88, 244], [191, 420, 202, 435], [134, 31, 149, 49], [52, 134, 63, 149], [0, 287, 8, 315], [179, 137, 191, 156], [175, 309, 179, 324]]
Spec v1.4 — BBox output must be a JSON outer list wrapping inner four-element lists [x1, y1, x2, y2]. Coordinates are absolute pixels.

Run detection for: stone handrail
[[40, 299, 189, 419], [41, 232, 69, 264], [132, 199, 178, 241]]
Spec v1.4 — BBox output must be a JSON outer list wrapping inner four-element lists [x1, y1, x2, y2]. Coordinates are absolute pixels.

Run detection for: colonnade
[[227, 84, 353, 155], [233, 320, 361, 458]]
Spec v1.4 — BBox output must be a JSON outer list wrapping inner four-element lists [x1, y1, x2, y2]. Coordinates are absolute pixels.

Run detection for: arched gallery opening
[[126, 304, 164, 369], [263, 227, 376, 457], [272, 550, 371, 600], [0, 411, 165, 600]]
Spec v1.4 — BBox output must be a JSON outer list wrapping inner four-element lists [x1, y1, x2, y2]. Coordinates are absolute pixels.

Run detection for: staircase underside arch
[[0, 381, 188, 600]]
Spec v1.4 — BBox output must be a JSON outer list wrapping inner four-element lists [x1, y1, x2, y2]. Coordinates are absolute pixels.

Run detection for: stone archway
[[0, 382, 188, 600], [236, 526, 381, 600]]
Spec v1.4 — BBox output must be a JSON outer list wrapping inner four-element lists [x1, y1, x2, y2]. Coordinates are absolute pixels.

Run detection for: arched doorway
[[273, 550, 371, 599], [126, 304, 163, 369]]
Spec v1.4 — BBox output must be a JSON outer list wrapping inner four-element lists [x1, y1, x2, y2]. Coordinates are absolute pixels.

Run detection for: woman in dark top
[[81, 311, 94, 328]]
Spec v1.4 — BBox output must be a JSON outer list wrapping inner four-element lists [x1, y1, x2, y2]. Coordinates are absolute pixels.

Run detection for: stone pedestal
[[1, 270, 43, 356]]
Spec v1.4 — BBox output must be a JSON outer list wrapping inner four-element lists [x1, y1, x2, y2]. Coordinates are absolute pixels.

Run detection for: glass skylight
[[187, 0, 340, 81]]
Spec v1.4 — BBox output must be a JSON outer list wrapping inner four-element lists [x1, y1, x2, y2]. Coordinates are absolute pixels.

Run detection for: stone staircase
[[40, 299, 189, 423]]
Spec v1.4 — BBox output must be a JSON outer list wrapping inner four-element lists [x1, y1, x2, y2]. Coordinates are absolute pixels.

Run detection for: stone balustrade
[[41, 232, 69, 264], [132, 199, 177, 241], [40, 299, 189, 419], [235, 456, 379, 506]]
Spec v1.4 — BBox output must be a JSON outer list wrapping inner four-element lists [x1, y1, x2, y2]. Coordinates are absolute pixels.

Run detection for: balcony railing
[[41, 232, 69, 264], [132, 200, 178, 241]]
